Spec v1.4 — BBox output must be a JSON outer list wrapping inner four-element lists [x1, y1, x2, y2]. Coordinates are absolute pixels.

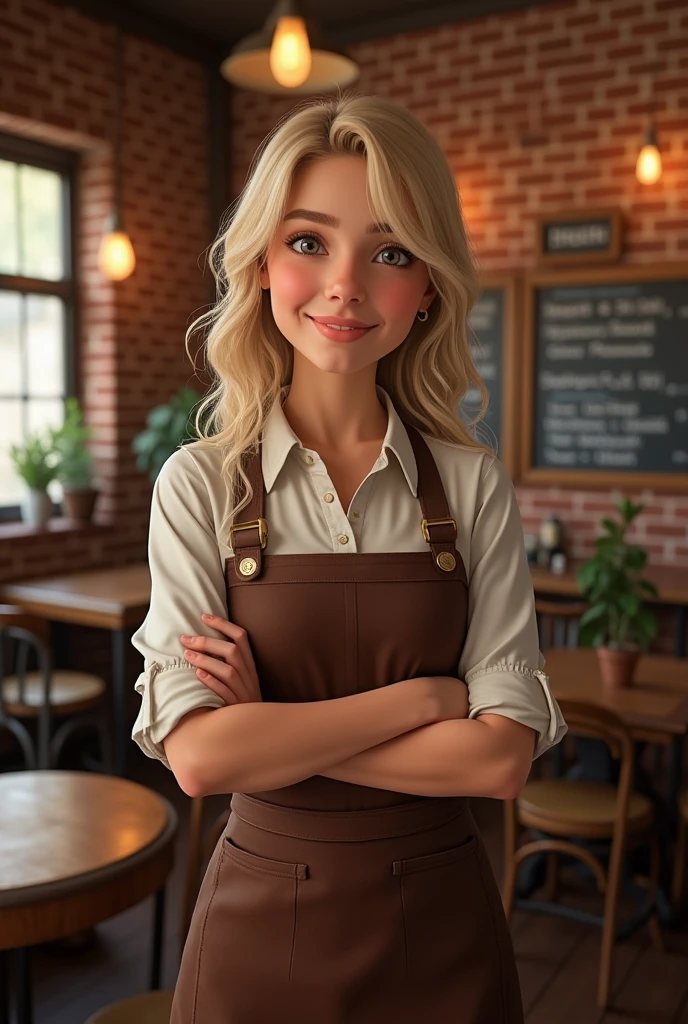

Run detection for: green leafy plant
[[576, 498, 658, 652], [132, 386, 209, 483], [9, 432, 60, 491], [49, 397, 95, 489]]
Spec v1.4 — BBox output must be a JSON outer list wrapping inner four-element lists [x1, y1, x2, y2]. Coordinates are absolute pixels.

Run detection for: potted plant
[[9, 432, 60, 529], [132, 386, 207, 483], [50, 397, 100, 523], [576, 498, 659, 688]]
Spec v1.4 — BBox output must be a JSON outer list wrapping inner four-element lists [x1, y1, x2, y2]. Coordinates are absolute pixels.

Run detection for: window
[[0, 133, 78, 520]]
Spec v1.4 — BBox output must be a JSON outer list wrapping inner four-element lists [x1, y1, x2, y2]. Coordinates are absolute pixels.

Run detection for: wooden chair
[[535, 598, 588, 650], [502, 699, 663, 1009], [0, 607, 112, 771], [83, 795, 231, 1024], [671, 787, 688, 912]]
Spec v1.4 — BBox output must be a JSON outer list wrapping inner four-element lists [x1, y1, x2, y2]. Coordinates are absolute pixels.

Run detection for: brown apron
[[171, 422, 524, 1023]]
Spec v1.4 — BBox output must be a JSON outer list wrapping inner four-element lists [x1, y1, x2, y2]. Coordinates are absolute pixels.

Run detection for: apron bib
[[171, 421, 524, 1023]]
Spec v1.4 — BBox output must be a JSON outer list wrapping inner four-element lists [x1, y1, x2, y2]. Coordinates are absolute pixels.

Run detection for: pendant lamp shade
[[221, 0, 359, 95]]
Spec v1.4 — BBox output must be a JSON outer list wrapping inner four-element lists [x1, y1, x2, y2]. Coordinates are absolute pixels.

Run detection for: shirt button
[[304, 454, 315, 465], [351, 509, 360, 518], [338, 534, 349, 545], [323, 492, 334, 503]]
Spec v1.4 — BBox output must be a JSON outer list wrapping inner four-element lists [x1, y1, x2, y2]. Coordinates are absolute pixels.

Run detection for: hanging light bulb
[[270, 14, 312, 87], [99, 212, 136, 280], [221, 0, 358, 96], [636, 123, 662, 185], [100, 23, 136, 281]]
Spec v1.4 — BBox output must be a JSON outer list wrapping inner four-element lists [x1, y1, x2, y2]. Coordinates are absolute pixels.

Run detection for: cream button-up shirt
[[131, 385, 567, 771]]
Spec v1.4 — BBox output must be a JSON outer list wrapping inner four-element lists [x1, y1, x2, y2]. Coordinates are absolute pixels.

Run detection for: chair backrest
[[0, 625, 52, 706], [535, 599, 588, 650]]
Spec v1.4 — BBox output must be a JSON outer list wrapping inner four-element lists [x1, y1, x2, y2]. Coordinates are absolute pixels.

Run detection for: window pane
[[19, 164, 64, 280], [27, 397, 64, 435], [26, 294, 65, 396], [0, 399, 24, 505], [0, 159, 19, 275], [0, 290, 22, 394]]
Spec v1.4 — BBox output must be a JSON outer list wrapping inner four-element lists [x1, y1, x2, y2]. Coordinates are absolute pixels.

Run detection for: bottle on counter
[[537, 514, 566, 571]]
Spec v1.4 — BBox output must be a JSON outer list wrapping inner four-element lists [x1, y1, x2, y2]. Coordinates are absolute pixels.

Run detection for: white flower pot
[[21, 488, 53, 529]]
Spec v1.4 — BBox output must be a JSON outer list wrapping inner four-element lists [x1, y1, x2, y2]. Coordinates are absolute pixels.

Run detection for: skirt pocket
[[392, 833, 505, 1020]]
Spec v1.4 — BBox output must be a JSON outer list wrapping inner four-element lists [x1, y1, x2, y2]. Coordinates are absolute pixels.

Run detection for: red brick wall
[[229, 0, 688, 569], [0, 0, 211, 580]]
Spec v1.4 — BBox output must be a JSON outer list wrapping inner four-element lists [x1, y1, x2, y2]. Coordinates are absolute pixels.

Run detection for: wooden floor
[[8, 746, 688, 1024]]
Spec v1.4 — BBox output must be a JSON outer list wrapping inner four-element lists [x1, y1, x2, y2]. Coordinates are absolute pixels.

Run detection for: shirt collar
[[261, 383, 418, 497]]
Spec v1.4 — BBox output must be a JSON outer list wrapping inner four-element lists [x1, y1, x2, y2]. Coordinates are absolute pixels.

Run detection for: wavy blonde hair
[[186, 91, 492, 545]]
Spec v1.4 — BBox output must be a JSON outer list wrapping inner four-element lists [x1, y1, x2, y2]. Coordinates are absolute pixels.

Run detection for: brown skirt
[[171, 792, 524, 1024]]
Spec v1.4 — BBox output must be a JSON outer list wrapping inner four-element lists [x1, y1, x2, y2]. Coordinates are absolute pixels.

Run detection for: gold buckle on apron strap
[[229, 518, 268, 550], [421, 517, 456, 543]]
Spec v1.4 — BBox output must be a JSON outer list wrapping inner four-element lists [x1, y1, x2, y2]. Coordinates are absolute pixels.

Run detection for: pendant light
[[220, 0, 359, 95], [635, 69, 662, 185], [99, 23, 136, 280]]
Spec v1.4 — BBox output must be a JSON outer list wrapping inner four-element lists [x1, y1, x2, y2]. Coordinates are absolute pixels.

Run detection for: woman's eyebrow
[[283, 208, 393, 234]]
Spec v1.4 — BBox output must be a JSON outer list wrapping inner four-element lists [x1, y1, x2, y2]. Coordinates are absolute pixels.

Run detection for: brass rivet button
[[239, 556, 257, 576], [437, 551, 456, 572], [324, 492, 334, 503], [338, 534, 349, 545]]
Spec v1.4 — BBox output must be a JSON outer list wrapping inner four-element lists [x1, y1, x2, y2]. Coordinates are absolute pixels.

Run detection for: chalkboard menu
[[521, 264, 688, 491], [460, 276, 519, 475]]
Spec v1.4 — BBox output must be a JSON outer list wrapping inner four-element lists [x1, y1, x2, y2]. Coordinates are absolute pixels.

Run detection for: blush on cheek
[[378, 279, 421, 322], [272, 264, 315, 310]]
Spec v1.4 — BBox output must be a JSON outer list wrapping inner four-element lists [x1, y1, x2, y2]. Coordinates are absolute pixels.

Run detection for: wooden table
[[0, 565, 151, 777], [545, 647, 688, 800], [0, 770, 177, 1024], [531, 561, 688, 657]]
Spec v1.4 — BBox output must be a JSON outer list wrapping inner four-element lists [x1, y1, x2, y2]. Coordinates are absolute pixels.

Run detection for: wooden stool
[[0, 771, 177, 1024], [84, 989, 175, 1023], [0, 612, 112, 771]]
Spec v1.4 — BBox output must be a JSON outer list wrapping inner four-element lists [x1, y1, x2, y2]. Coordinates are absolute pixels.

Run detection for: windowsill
[[0, 516, 114, 541]]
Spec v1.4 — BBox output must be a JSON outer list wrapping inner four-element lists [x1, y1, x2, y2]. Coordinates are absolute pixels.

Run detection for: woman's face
[[259, 155, 436, 377]]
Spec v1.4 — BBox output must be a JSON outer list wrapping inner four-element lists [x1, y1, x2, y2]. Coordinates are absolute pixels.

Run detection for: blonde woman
[[132, 93, 566, 1023]]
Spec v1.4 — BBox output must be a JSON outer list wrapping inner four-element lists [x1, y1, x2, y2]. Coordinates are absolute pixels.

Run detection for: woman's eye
[[284, 233, 416, 268]]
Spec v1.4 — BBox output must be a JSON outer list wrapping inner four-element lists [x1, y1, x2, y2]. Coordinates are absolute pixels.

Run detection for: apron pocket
[[391, 832, 505, 1016], [197, 837, 308, 993]]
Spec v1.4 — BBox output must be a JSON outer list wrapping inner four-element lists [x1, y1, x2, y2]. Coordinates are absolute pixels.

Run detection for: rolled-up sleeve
[[457, 456, 568, 760], [131, 447, 226, 770]]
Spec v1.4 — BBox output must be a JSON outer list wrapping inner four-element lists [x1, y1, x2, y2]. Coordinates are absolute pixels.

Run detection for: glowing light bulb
[[98, 229, 136, 280], [635, 125, 662, 185], [269, 16, 311, 88]]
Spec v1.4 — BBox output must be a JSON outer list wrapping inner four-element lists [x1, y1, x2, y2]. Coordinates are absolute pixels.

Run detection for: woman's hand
[[180, 613, 263, 706]]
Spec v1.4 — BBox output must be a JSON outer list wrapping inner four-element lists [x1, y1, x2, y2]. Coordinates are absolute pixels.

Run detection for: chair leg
[[671, 813, 687, 912], [647, 834, 665, 952], [546, 851, 559, 902], [598, 840, 625, 1009], [501, 799, 518, 920]]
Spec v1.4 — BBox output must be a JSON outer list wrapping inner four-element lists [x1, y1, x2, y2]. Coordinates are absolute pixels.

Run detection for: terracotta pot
[[596, 646, 640, 688], [62, 487, 99, 523]]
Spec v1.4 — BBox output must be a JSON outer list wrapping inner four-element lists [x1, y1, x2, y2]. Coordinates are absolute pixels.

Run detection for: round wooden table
[[0, 771, 178, 1024]]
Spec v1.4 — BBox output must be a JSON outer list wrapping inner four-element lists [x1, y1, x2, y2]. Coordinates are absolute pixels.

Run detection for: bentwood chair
[[502, 699, 663, 1009]]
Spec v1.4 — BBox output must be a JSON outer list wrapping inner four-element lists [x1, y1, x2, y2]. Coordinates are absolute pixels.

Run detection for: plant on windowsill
[[132, 386, 207, 484], [49, 397, 100, 523], [576, 498, 658, 688], [9, 432, 60, 530]]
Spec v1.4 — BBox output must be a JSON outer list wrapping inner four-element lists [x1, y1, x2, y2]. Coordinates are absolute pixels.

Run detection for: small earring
[[416, 308, 429, 322]]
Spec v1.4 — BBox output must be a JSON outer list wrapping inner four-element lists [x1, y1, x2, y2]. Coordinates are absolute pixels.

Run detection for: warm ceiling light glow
[[269, 15, 311, 87], [98, 229, 136, 280], [635, 125, 662, 185]]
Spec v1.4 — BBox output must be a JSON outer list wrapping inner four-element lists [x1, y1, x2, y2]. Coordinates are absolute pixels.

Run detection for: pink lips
[[307, 315, 373, 343]]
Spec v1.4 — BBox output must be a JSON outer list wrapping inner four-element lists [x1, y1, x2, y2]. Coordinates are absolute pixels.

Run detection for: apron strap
[[230, 419, 460, 579]]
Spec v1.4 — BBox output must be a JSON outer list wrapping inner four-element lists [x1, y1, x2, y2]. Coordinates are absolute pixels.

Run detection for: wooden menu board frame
[[471, 274, 521, 478], [520, 262, 688, 492]]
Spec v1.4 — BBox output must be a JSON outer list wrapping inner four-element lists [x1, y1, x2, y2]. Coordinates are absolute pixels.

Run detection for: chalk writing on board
[[533, 281, 688, 473], [461, 288, 503, 452]]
